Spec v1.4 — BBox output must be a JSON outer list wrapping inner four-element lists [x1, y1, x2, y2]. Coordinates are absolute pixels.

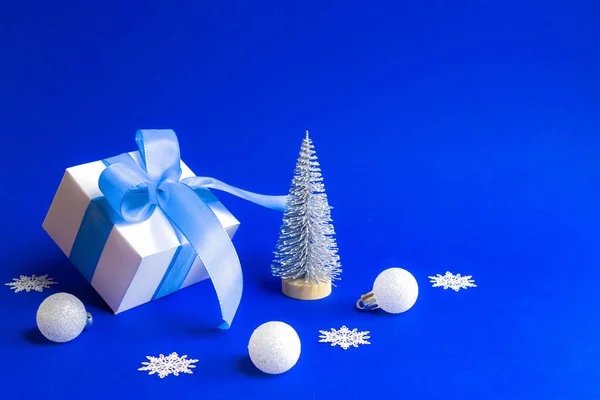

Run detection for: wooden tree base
[[281, 278, 332, 300]]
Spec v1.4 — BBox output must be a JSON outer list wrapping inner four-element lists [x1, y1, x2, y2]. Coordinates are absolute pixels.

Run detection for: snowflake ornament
[[5, 274, 57, 293], [138, 352, 198, 378], [429, 271, 476, 292], [319, 326, 370, 350]]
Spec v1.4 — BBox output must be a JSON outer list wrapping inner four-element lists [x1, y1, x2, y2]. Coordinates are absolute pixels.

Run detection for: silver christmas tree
[[271, 131, 341, 284]]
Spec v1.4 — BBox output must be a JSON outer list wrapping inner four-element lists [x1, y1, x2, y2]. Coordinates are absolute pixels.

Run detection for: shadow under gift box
[[42, 151, 240, 314]]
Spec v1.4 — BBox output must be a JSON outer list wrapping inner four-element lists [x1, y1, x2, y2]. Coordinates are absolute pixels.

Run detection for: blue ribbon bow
[[97, 130, 286, 329]]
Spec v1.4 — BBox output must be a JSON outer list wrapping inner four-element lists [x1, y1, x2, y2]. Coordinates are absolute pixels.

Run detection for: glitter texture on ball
[[248, 321, 301, 374], [372, 268, 419, 313], [36, 293, 88, 343]]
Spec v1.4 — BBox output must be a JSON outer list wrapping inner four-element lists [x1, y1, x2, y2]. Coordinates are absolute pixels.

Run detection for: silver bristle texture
[[271, 131, 341, 284]]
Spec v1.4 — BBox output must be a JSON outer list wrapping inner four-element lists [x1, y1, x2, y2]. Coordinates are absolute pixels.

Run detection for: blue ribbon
[[93, 129, 286, 328]]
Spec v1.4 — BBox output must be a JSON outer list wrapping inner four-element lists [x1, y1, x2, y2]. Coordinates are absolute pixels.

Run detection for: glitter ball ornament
[[357, 268, 419, 314], [248, 321, 301, 374], [36, 293, 92, 343]]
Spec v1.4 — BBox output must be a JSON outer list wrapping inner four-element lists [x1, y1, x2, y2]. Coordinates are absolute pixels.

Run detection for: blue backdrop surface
[[1, 1, 599, 399]]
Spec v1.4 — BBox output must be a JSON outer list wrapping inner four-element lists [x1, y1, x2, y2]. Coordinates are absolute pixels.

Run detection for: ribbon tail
[[158, 181, 242, 329], [181, 176, 288, 211]]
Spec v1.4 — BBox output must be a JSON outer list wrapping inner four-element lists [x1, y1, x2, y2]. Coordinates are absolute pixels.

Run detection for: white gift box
[[43, 151, 239, 314]]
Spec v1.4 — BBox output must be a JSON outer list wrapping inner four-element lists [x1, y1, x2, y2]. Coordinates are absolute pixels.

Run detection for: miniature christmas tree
[[271, 130, 341, 299]]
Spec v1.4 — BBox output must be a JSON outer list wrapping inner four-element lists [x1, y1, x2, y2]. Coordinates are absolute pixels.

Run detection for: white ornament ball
[[248, 321, 301, 374], [36, 293, 88, 343], [373, 268, 419, 313]]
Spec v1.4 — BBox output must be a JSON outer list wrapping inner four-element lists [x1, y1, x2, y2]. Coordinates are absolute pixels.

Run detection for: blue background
[[1, 1, 599, 399]]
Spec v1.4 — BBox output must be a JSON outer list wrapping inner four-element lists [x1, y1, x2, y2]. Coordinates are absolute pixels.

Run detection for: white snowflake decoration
[[429, 271, 476, 292], [319, 326, 370, 350], [5, 274, 57, 293], [138, 352, 198, 379]]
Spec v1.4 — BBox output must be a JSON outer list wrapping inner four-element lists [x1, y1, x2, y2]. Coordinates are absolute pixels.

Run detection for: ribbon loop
[[135, 129, 182, 183], [98, 161, 157, 223]]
